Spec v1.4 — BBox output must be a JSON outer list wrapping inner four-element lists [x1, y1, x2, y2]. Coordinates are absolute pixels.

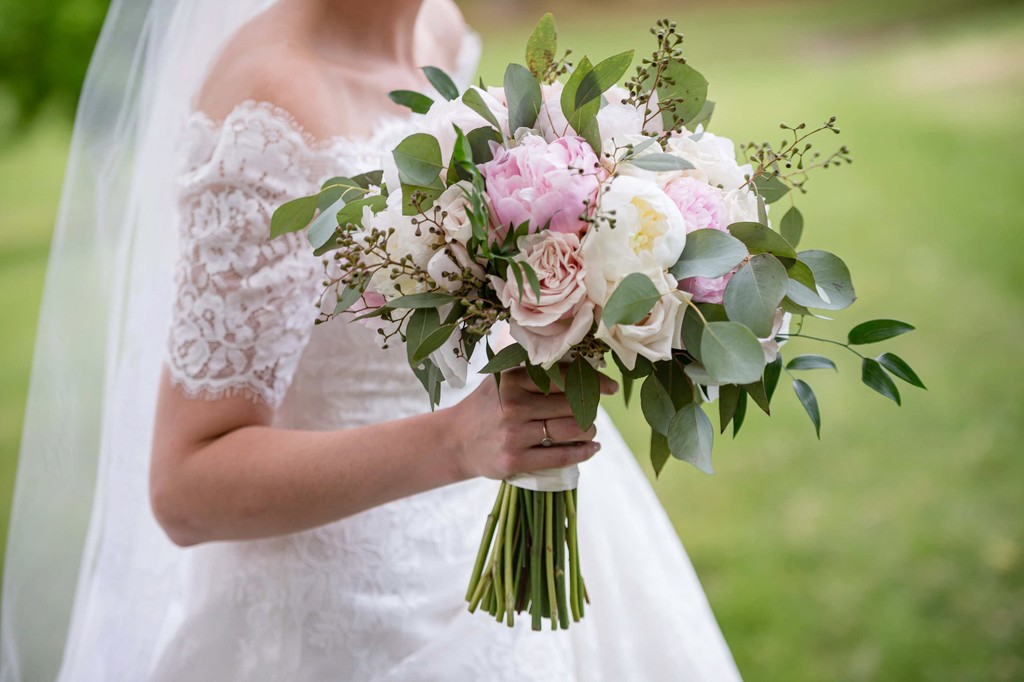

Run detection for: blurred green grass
[[3, 1, 1023, 680]]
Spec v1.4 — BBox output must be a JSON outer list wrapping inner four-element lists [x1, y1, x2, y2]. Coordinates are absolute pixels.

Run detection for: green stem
[[468, 573, 491, 613], [544, 491, 558, 630], [531, 491, 543, 631], [466, 484, 504, 602], [491, 484, 511, 619], [565, 488, 581, 622], [503, 487, 518, 627], [776, 332, 866, 359], [553, 492, 570, 629]]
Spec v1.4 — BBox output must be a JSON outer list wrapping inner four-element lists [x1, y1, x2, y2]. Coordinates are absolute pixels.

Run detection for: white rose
[[582, 175, 688, 305], [664, 129, 753, 190], [426, 241, 485, 293], [721, 187, 761, 225], [433, 181, 475, 244], [596, 270, 690, 370]]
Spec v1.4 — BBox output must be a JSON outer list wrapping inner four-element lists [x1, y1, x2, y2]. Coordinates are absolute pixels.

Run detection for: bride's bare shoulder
[[194, 23, 339, 137]]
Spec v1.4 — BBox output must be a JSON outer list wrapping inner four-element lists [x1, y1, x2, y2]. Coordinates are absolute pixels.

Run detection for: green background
[[1, 0, 1022, 679]]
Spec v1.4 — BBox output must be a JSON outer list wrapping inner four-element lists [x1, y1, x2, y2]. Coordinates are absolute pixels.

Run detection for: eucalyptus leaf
[[392, 133, 444, 187], [602, 272, 662, 328], [752, 174, 790, 203], [525, 361, 552, 394], [461, 88, 503, 133], [780, 206, 804, 247], [700, 321, 766, 385], [723, 253, 789, 337], [641, 373, 675, 435], [743, 380, 771, 415], [270, 194, 317, 238], [670, 228, 748, 280], [306, 195, 348, 250], [505, 63, 543, 132], [560, 57, 600, 144], [848, 319, 916, 345], [687, 99, 715, 132], [525, 13, 558, 79], [480, 343, 528, 374], [878, 352, 926, 389], [412, 324, 456, 364], [626, 153, 695, 172], [786, 259, 818, 292], [565, 355, 601, 430], [333, 285, 363, 315], [728, 222, 797, 260], [732, 389, 748, 437], [405, 307, 440, 367], [787, 354, 838, 371], [861, 358, 902, 405], [650, 431, 670, 477], [574, 50, 634, 111], [388, 89, 434, 114], [680, 306, 705, 363], [466, 126, 502, 164], [718, 383, 741, 434], [792, 379, 821, 438], [654, 360, 693, 408], [387, 292, 456, 309], [764, 354, 782, 401], [667, 404, 715, 474], [422, 66, 459, 101], [787, 250, 855, 311], [412, 357, 443, 408], [648, 61, 708, 131]]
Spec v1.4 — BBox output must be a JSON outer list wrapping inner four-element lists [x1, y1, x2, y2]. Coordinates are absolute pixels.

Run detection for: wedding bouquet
[[271, 15, 924, 630]]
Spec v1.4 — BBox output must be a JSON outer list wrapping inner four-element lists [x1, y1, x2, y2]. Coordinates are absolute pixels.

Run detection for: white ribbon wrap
[[506, 464, 580, 492]]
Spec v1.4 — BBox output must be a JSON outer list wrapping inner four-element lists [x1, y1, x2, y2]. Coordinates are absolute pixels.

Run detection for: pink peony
[[491, 231, 594, 368], [481, 134, 605, 238], [662, 177, 734, 304]]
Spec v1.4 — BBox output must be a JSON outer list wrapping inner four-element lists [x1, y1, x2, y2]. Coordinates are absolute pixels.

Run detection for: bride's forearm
[[151, 403, 468, 547]]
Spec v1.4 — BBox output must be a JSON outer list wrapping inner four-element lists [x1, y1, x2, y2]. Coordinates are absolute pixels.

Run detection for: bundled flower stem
[[466, 482, 586, 630]]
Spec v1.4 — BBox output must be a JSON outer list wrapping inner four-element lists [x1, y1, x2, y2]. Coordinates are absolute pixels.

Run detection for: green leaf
[[650, 430, 670, 477], [525, 13, 557, 80], [792, 379, 821, 438], [732, 389, 748, 437], [718, 383, 741, 434], [743, 380, 771, 415], [526, 362, 552, 394], [728, 222, 797, 260], [622, 374, 634, 406], [412, 357, 443, 408], [700, 321, 766, 385], [612, 351, 653, 380], [786, 259, 818, 292], [504, 63, 543, 132], [405, 307, 440, 367], [625, 153, 695, 172], [388, 89, 434, 114], [306, 195, 348, 250], [878, 352, 926, 389], [667, 404, 715, 474], [764, 354, 783, 401], [861, 358, 902, 405], [641, 373, 675, 435], [461, 89, 503, 132], [519, 261, 543, 303], [412, 323, 456, 364], [560, 57, 599, 138], [601, 272, 662, 328], [270, 194, 317, 238], [752, 174, 790, 203], [687, 99, 715, 132], [671, 228, 748, 280], [466, 126, 502, 164], [574, 50, 634, 110], [333, 285, 363, 315], [654, 360, 693, 408], [680, 306, 705, 363], [480, 343, 528, 374], [422, 66, 459, 101], [787, 354, 838, 372], [393, 133, 444, 187], [723, 253, 789, 337], [385, 292, 455, 309], [787, 250, 856, 311], [848, 319, 916, 345], [565, 355, 601, 430], [780, 206, 804, 247], [650, 61, 709, 131]]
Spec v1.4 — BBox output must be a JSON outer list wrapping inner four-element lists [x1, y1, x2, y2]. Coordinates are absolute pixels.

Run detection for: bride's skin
[[150, 0, 616, 547]]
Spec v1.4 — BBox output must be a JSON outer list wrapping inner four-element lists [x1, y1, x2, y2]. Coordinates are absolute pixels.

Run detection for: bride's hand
[[448, 367, 619, 481]]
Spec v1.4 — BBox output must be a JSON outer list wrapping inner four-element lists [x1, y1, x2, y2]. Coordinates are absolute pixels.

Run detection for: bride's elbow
[[149, 467, 203, 548]]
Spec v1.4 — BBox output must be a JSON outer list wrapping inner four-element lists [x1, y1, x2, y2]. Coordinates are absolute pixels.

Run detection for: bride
[[1, 0, 742, 679]]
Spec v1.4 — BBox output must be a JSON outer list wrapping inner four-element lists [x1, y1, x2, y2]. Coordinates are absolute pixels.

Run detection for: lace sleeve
[[166, 106, 329, 407]]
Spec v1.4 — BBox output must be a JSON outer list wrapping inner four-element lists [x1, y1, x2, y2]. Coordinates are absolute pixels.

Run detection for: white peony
[[664, 129, 753, 190], [597, 86, 645, 153], [720, 186, 761, 226], [595, 269, 690, 370], [365, 193, 443, 300], [582, 175, 688, 306]]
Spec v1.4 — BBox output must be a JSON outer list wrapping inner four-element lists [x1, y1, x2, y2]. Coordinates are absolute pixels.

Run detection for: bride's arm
[[150, 369, 613, 547]]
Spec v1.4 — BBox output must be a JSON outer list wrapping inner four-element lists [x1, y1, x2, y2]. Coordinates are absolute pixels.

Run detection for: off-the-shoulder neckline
[[186, 29, 481, 152]]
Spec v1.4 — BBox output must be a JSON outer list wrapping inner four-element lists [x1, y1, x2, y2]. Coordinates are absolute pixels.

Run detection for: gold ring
[[540, 420, 554, 447]]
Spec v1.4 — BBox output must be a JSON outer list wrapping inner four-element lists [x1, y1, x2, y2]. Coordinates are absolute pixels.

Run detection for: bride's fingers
[[515, 441, 601, 473], [506, 393, 574, 420], [511, 417, 595, 448], [508, 366, 619, 396]]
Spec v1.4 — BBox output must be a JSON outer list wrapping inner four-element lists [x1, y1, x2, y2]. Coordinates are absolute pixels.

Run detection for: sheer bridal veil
[[1, 1, 279, 679]]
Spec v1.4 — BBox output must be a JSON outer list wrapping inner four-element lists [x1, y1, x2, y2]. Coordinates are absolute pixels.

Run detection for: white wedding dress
[[41, 29, 741, 682]]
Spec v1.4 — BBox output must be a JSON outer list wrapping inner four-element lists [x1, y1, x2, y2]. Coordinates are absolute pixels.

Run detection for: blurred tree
[[0, 0, 110, 130]]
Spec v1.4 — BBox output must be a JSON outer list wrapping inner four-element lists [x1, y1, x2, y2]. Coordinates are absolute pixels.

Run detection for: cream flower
[[596, 270, 690, 370], [664, 129, 753, 190]]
